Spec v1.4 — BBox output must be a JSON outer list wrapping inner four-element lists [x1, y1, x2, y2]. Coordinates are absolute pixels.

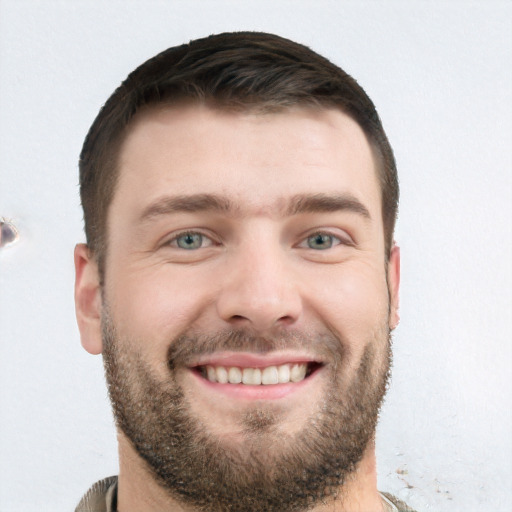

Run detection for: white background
[[0, 1, 511, 511]]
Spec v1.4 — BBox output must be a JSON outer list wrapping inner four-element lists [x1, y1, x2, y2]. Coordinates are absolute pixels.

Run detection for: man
[[74, 32, 414, 512]]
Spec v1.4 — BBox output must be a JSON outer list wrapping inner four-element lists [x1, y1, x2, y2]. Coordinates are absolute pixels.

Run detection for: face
[[76, 104, 400, 511]]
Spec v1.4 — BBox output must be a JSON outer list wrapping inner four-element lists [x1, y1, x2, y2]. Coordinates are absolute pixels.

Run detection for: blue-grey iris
[[307, 233, 333, 250], [177, 233, 203, 250]]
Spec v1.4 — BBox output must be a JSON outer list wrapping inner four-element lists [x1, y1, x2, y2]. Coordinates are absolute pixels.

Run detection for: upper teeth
[[204, 363, 308, 385]]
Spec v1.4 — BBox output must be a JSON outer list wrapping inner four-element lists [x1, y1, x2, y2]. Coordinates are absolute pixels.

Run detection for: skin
[[75, 104, 400, 512]]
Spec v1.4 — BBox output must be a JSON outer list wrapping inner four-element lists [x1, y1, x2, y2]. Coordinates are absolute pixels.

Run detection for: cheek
[[106, 264, 215, 347], [308, 264, 389, 348]]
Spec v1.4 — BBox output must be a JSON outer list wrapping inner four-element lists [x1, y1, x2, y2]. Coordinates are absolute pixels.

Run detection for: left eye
[[303, 233, 340, 250], [172, 232, 210, 250]]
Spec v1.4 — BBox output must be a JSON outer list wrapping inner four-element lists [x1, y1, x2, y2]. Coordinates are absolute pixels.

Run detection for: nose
[[216, 238, 303, 332]]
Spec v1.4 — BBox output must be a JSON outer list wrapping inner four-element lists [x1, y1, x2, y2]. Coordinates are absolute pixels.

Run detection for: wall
[[0, 1, 510, 510]]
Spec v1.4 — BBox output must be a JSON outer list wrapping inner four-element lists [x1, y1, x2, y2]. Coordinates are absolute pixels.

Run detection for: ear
[[74, 243, 103, 354], [387, 243, 401, 331]]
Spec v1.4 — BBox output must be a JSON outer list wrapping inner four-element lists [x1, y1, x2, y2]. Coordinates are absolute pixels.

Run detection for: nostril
[[227, 314, 250, 326], [278, 315, 296, 325]]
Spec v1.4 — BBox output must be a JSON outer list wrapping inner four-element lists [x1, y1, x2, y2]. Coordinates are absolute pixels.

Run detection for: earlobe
[[74, 243, 103, 354], [387, 243, 401, 331]]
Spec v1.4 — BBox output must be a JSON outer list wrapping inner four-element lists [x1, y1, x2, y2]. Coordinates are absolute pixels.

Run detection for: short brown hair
[[79, 32, 398, 273]]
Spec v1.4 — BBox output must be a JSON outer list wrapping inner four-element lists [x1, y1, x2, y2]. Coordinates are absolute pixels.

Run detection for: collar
[[380, 491, 399, 512]]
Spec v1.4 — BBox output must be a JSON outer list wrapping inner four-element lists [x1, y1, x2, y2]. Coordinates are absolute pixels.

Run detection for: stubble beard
[[102, 311, 392, 512]]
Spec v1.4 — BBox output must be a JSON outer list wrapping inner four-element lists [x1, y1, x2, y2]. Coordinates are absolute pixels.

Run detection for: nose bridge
[[216, 226, 302, 330]]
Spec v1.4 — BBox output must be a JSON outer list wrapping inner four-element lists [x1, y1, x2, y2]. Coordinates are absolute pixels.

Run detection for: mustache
[[166, 328, 345, 369]]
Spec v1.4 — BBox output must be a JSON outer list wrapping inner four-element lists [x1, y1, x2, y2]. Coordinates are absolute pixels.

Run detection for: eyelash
[[166, 230, 216, 250], [298, 231, 352, 250]]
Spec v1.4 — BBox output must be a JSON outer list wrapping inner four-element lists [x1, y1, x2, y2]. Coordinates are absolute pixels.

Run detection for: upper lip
[[190, 351, 323, 369]]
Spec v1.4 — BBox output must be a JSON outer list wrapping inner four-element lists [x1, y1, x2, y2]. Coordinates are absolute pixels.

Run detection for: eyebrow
[[139, 194, 236, 222], [286, 193, 371, 219], [138, 192, 371, 222]]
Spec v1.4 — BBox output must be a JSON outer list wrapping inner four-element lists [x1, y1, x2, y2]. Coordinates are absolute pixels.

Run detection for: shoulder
[[381, 491, 419, 512], [74, 476, 118, 512]]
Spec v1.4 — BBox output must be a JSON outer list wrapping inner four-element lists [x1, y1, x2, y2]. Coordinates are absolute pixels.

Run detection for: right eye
[[169, 232, 213, 250]]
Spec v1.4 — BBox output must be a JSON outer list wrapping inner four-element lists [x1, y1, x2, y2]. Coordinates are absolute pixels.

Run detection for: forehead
[[112, 104, 381, 220]]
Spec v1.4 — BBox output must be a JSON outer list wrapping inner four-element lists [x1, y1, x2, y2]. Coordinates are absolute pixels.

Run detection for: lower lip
[[189, 368, 321, 401]]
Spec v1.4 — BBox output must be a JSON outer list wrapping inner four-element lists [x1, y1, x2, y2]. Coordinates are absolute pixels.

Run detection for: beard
[[102, 310, 392, 512]]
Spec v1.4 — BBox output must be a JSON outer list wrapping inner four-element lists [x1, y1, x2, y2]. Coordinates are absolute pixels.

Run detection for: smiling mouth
[[194, 362, 322, 386]]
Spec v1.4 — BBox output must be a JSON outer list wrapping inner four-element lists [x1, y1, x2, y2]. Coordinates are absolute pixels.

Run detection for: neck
[[116, 435, 190, 512], [330, 440, 385, 512], [116, 434, 384, 512]]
